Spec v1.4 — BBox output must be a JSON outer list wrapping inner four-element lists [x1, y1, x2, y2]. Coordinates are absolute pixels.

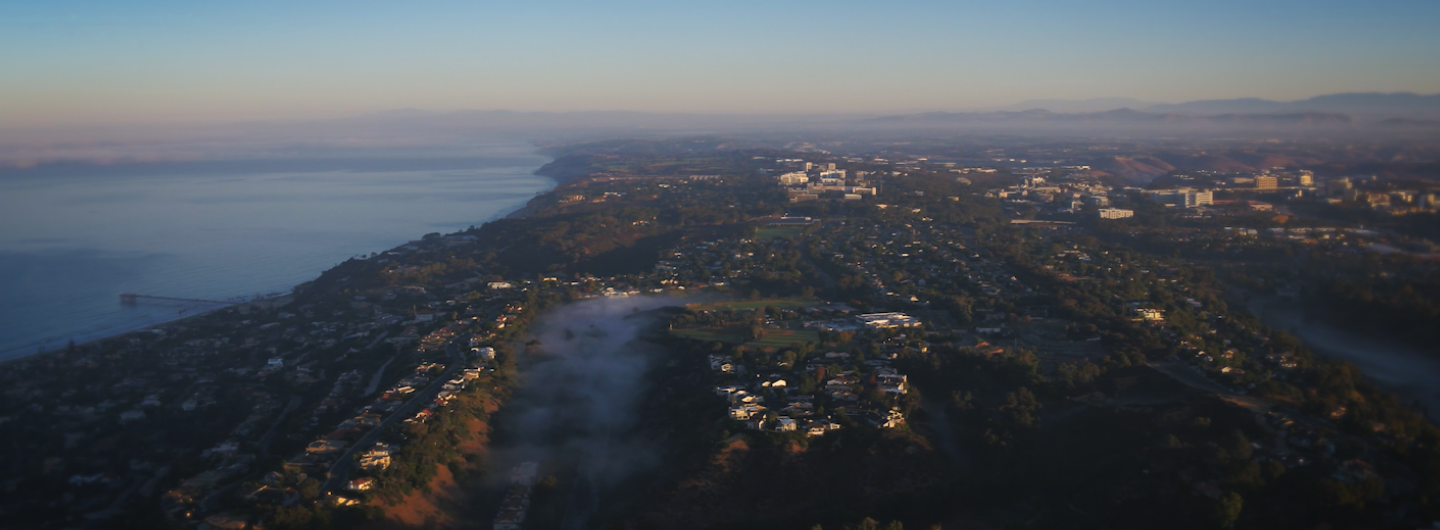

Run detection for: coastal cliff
[[505, 155, 600, 219]]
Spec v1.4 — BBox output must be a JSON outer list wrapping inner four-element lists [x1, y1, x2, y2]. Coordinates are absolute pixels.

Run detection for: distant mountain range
[[320, 92, 1436, 134], [1000, 92, 1440, 121], [870, 108, 1355, 126]]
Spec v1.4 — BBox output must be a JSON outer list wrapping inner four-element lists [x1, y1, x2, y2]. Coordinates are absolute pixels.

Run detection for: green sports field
[[754, 225, 807, 240], [685, 298, 818, 312], [670, 325, 818, 351]]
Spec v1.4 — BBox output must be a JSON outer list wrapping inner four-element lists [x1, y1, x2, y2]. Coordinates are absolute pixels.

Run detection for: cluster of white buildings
[[493, 462, 539, 530], [708, 355, 910, 434], [774, 162, 878, 202], [1144, 188, 1215, 208]]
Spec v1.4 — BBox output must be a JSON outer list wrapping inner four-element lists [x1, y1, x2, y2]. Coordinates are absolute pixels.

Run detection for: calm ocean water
[[0, 146, 552, 360]]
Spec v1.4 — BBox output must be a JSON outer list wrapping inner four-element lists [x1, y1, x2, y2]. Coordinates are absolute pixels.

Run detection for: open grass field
[[670, 327, 744, 343], [754, 225, 807, 240], [745, 329, 820, 350], [670, 325, 819, 351], [686, 298, 818, 312]]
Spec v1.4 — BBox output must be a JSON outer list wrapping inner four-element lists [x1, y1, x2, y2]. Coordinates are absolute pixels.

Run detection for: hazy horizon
[[5, 0, 1440, 128]]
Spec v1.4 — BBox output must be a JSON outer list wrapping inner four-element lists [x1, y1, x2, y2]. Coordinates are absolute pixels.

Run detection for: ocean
[[0, 145, 553, 360]]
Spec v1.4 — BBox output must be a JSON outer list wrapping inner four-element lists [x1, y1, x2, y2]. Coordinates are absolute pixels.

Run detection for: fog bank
[[491, 294, 698, 528], [1250, 297, 1440, 415]]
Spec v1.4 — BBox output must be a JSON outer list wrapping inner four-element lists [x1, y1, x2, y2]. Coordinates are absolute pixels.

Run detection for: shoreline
[[2, 154, 571, 366], [504, 153, 592, 219], [0, 295, 296, 367]]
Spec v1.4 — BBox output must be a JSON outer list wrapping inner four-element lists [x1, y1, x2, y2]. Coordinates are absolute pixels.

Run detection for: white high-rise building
[[1185, 190, 1213, 208], [1298, 171, 1314, 186]]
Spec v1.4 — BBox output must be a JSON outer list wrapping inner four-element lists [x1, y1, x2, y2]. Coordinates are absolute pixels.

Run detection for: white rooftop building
[[855, 312, 921, 329]]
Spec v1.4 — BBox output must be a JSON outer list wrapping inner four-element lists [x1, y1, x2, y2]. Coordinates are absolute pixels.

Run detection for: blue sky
[[2, 0, 1438, 125]]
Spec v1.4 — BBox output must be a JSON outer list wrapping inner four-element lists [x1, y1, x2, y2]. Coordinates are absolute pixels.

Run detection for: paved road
[[258, 396, 303, 458], [364, 330, 391, 351], [1148, 362, 1275, 414], [1149, 361, 1341, 435], [199, 395, 303, 511], [364, 357, 394, 396]]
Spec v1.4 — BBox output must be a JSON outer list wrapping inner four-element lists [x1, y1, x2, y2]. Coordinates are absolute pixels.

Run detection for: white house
[[775, 417, 798, 432]]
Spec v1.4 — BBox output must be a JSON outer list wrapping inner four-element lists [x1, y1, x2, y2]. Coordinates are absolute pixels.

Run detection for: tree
[[1224, 430, 1253, 460], [845, 518, 880, 530], [1211, 492, 1243, 528], [999, 387, 1040, 427], [298, 478, 321, 501], [951, 391, 975, 412], [270, 505, 313, 529], [748, 324, 766, 341]]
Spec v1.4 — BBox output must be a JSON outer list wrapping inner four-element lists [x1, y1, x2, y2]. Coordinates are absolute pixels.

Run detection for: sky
[[2, 0, 1439, 126]]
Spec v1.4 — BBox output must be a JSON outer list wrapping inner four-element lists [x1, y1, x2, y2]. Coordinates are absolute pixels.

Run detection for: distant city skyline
[[3, 0, 1438, 127]]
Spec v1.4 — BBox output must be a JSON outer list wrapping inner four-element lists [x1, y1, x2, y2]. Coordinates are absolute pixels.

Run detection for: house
[[488, 281, 514, 290], [326, 492, 360, 506], [774, 417, 798, 432], [202, 514, 251, 530], [877, 374, 908, 394], [359, 454, 391, 471], [346, 477, 373, 491], [306, 439, 347, 454], [211, 441, 240, 455], [1132, 308, 1165, 322], [119, 410, 146, 423], [865, 409, 906, 428], [729, 404, 764, 420], [805, 420, 842, 437]]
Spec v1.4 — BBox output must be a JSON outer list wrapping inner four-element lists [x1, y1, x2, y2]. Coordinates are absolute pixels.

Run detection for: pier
[[119, 293, 239, 306]]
